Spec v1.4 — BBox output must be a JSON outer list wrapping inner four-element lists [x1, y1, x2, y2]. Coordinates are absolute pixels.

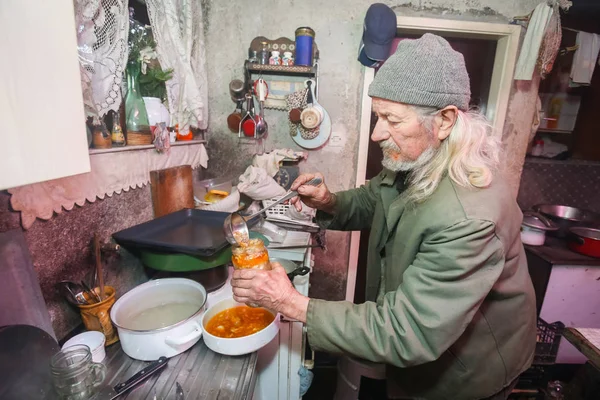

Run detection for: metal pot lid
[[522, 211, 559, 231], [534, 204, 600, 223]]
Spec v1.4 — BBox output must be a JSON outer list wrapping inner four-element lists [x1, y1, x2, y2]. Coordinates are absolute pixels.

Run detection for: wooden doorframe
[[345, 17, 521, 302]]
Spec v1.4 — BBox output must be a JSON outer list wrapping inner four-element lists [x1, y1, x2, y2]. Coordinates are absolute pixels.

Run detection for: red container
[[567, 227, 600, 258]]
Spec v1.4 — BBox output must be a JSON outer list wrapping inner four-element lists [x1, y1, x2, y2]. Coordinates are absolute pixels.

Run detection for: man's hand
[[231, 263, 309, 323], [289, 172, 336, 214]]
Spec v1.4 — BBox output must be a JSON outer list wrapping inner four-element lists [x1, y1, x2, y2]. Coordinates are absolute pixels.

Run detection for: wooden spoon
[[94, 233, 106, 301]]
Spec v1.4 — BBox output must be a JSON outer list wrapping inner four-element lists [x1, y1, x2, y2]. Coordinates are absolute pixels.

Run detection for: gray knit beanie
[[368, 33, 471, 111]]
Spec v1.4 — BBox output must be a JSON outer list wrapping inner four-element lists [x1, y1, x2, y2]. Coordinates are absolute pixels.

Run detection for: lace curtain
[[74, 0, 129, 119], [146, 0, 209, 132]]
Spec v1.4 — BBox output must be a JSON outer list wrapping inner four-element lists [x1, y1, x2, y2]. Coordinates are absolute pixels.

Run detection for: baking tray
[[113, 209, 233, 257]]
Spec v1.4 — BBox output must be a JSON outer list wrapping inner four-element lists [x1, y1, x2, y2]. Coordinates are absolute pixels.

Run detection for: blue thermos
[[295, 27, 315, 66]]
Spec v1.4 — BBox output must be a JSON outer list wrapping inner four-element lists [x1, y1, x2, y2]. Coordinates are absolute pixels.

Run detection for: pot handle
[[165, 321, 203, 348], [287, 266, 311, 280]]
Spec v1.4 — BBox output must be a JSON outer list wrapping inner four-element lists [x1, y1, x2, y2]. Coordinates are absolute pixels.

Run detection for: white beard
[[380, 139, 437, 172]]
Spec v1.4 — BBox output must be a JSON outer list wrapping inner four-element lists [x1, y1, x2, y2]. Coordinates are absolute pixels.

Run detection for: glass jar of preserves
[[231, 238, 271, 271]]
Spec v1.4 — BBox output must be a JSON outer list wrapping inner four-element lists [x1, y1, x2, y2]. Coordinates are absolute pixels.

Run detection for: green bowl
[[139, 232, 270, 272]]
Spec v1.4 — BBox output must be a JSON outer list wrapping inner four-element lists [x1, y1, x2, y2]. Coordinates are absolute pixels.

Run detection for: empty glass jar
[[50, 345, 106, 400]]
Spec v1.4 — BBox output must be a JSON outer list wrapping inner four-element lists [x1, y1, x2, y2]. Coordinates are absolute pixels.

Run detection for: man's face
[[371, 98, 439, 171]]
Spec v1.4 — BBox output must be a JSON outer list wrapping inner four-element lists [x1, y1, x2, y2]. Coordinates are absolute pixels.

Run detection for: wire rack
[[262, 198, 318, 228]]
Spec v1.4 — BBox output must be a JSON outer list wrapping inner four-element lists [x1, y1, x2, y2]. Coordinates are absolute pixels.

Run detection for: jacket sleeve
[[306, 219, 505, 367], [315, 171, 384, 231]]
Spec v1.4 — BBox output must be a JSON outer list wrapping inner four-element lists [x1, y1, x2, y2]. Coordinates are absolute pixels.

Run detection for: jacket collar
[[380, 168, 397, 186]]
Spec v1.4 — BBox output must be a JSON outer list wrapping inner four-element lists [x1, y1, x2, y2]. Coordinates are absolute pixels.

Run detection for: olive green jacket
[[307, 170, 537, 400]]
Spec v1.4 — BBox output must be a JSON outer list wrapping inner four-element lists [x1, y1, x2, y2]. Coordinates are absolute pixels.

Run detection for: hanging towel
[[514, 3, 554, 81], [570, 31, 600, 85]]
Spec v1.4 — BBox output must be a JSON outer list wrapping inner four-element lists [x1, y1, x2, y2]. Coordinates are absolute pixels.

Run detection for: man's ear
[[435, 106, 459, 141]]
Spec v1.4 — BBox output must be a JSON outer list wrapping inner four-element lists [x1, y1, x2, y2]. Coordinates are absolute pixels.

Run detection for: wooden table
[[563, 328, 600, 370]]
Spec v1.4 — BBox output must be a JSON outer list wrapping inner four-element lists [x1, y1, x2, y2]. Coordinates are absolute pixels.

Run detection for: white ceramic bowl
[[110, 278, 207, 361], [521, 224, 547, 246], [62, 331, 106, 363], [201, 297, 280, 356]]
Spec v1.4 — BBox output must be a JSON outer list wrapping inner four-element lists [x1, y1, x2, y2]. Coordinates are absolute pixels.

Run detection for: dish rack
[[534, 318, 565, 365], [262, 197, 319, 228]]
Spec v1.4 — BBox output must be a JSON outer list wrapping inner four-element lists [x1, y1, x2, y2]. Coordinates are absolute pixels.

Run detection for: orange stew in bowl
[[206, 306, 275, 338]]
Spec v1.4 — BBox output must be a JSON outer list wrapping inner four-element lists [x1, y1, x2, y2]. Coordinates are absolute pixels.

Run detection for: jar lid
[[284, 51, 293, 56], [271, 51, 280, 55], [522, 211, 558, 231], [295, 27, 315, 37]]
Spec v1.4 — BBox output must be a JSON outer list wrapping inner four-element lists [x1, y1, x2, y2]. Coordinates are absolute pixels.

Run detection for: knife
[[94, 356, 168, 400]]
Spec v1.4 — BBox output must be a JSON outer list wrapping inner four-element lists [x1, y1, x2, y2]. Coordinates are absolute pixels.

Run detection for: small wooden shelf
[[537, 128, 573, 134], [89, 139, 206, 155], [246, 62, 316, 76]]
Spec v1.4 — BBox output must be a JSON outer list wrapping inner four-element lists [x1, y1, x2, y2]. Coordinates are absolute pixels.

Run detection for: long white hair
[[403, 106, 501, 204]]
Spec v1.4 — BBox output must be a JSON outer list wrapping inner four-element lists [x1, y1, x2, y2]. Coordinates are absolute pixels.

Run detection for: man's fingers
[[232, 268, 260, 280], [290, 174, 316, 191], [231, 277, 253, 289], [232, 293, 251, 304], [232, 287, 253, 299]]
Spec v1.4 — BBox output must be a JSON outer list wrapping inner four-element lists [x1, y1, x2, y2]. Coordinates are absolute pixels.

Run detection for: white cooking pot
[[201, 297, 280, 356], [110, 278, 207, 361], [520, 211, 558, 246]]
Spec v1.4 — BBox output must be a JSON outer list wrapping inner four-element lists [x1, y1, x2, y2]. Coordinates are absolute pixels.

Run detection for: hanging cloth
[[570, 32, 600, 85], [514, 3, 554, 81]]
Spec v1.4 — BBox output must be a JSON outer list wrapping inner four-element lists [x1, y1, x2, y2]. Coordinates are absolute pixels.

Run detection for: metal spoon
[[57, 281, 84, 305], [255, 79, 268, 138], [224, 177, 322, 245], [57, 281, 89, 306]]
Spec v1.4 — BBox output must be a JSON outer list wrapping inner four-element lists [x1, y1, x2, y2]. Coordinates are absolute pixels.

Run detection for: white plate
[[293, 110, 331, 149], [292, 80, 331, 149]]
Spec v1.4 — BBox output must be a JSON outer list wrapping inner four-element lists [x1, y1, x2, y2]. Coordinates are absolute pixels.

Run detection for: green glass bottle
[[125, 60, 152, 145]]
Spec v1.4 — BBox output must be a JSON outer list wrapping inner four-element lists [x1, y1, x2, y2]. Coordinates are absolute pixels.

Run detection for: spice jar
[[231, 238, 271, 271], [258, 41, 270, 65], [269, 51, 282, 65], [282, 51, 294, 66], [248, 48, 258, 63], [110, 110, 126, 146], [295, 27, 315, 66]]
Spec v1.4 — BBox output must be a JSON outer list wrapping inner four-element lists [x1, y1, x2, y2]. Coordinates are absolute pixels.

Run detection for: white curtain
[[74, 0, 129, 119], [146, 0, 209, 131]]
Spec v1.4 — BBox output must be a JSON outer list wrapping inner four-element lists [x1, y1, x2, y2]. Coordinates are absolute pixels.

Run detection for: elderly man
[[232, 33, 537, 400]]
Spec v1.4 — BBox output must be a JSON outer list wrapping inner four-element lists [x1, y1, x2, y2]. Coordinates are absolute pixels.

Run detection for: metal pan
[[113, 209, 256, 257], [566, 227, 600, 258], [534, 204, 600, 237]]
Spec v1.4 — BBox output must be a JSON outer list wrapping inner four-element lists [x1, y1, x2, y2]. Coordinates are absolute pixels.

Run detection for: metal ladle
[[224, 177, 323, 245]]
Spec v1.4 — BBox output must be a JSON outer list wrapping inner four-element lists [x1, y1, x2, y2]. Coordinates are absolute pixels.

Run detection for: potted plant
[[139, 57, 173, 128]]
